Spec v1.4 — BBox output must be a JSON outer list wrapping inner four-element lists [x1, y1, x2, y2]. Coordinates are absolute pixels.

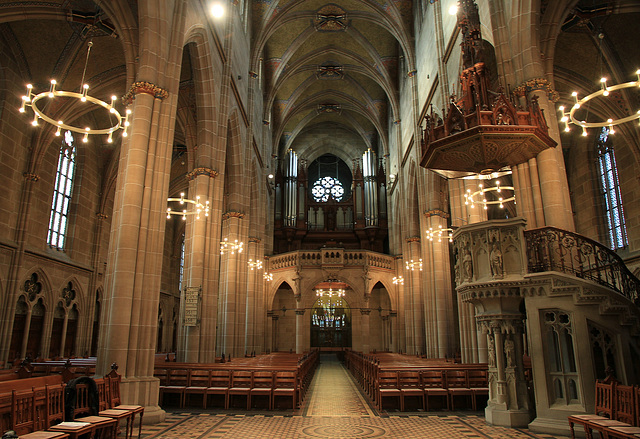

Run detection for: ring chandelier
[[248, 259, 263, 270], [464, 180, 515, 210], [166, 193, 210, 220], [427, 225, 454, 243], [405, 259, 423, 271], [558, 70, 640, 136], [19, 41, 131, 143], [220, 238, 243, 255]]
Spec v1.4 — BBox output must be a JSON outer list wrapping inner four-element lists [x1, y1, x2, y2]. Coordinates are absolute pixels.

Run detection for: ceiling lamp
[[220, 238, 243, 255], [405, 259, 423, 271], [315, 279, 347, 297], [558, 70, 640, 136], [19, 41, 130, 143], [166, 193, 210, 220], [264, 272, 273, 281], [316, 287, 345, 298], [427, 225, 454, 243], [248, 259, 263, 270], [464, 179, 515, 210], [392, 276, 404, 285]]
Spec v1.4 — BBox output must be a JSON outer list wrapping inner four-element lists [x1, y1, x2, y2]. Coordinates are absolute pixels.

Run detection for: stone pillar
[[295, 309, 305, 354], [360, 308, 371, 354], [96, 84, 174, 424], [454, 217, 532, 427], [478, 314, 531, 427]]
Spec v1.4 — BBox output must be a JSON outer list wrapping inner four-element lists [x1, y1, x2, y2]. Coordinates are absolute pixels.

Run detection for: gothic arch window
[[588, 322, 618, 381], [543, 310, 579, 405], [47, 131, 76, 250], [596, 127, 627, 249]]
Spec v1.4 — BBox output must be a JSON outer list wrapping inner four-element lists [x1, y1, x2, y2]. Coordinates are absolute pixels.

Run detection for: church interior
[[0, 0, 639, 437]]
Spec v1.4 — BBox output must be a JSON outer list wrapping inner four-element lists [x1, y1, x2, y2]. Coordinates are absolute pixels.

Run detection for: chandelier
[[19, 41, 130, 143], [248, 259, 263, 270], [315, 279, 346, 298], [220, 238, 243, 255], [405, 259, 423, 271], [392, 276, 404, 285], [558, 69, 640, 136], [166, 193, 210, 220], [464, 178, 515, 210], [427, 225, 454, 243], [264, 272, 273, 281]]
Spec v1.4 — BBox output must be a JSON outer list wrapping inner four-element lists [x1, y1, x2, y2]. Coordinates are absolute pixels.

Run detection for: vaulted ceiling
[[251, 0, 414, 162]]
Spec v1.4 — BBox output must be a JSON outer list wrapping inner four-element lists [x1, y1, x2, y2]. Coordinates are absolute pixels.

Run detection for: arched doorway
[[310, 296, 351, 348]]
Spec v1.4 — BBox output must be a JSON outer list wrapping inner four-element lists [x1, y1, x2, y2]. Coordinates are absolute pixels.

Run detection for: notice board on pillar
[[183, 286, 201, 327]]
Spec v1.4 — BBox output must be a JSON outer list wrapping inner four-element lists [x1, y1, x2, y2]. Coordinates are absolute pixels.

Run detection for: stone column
[[360, 308, 371, 354], [295, 308, 305, 354], [96, 83, 174, 424]]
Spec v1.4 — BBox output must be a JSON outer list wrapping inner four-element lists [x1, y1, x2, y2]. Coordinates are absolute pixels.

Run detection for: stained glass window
[[596, 127, 627, 249], [311, 176, 344, 202], [47, 131, 76, 250]]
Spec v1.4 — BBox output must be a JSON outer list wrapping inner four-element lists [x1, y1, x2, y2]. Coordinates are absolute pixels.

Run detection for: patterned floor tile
[[140, 355, 570, 438]]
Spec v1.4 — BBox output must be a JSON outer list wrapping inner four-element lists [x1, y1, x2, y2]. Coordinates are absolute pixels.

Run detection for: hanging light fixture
[[392, 276, 404, 285], [405, 259, 423, 271], [315, 279, 346, 298], [264, 272, 273, 281], [247, 259, 263, 270], [220, 238, 243, 255], [464, 177, 515, 210], [19, 40, 130, 143], [427, 225, 454, 243], [558, 70, 640, 136], [166, 193, 210, 220]]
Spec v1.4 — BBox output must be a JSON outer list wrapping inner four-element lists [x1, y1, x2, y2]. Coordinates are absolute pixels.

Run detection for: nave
[[142, 354, 569, 438]]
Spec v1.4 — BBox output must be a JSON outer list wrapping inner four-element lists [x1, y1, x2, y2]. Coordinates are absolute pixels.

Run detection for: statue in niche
[[505, 337, 515, 368], [463, 247, 473, 281], [487, 334, 496, 367], [490, 243, 503, 278]]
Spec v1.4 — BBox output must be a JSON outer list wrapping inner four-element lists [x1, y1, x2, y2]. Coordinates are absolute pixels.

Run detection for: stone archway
[[310, 295, 352, 348]]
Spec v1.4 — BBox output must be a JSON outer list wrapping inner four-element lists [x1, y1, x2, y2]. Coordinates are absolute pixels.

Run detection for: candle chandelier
[[19, 40, 130, 143], [427, 225, 454, 243], [464, 176, 515, 210], [405, 259, 423, 271], [558, 70, 640, 137], [220, 238, 243, 255], [248, 259, 263, 270], [315, 279, 346, 298], [392, 276, 404, 285], [166, 193, 210, 220], [264, 272, 273, 281]]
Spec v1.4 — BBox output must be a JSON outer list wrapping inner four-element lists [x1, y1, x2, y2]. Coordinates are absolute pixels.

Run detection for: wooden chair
[[184, 369, 210, 409], [44, 384, 65, 428], [159, 368, 188, 407], [422, 370, 449, 411], [272, 371, 297, 410], [615, 384, 635, 425], [11, 389, 37, 435], [398, 370, 424, 411], [250, 371, 274, 410], [468, 369, 489, 411], [103, 370, 144, 439], [377, 371, 401, 412], [206, 370, 230, 409], [568, 380, 615, 439], [228, 370, 252, 410], [447, 370, 473, 410]]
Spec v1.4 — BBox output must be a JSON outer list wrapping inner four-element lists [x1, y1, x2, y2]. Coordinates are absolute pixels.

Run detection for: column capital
[[122, 81, 169, 105], [360, 308, 371, 315], [186, 167, 219, 180], [23, 173, 39, 182], [294, 309, 305, 316]]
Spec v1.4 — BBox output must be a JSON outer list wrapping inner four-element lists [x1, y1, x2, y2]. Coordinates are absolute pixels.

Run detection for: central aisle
[[302, 353, 377, 417]]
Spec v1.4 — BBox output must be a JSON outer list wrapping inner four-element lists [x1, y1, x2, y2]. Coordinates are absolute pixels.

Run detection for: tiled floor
[[143, 355, 569, 438]]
